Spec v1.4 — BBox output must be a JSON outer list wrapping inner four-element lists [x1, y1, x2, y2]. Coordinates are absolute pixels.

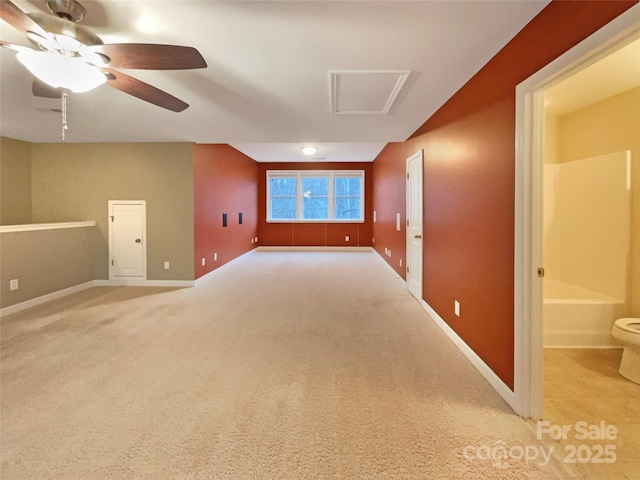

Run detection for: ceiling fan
[[0, 0, 207, 112]]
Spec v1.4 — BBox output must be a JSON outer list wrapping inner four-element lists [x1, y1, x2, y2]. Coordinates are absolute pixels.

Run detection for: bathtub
[[543, 279, 626, 347]]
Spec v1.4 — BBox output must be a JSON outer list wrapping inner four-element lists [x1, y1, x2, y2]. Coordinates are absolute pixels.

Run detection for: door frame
[[513, 5, 639, 419], [108, 200, 147, 281], [406, 149, 424, 301]]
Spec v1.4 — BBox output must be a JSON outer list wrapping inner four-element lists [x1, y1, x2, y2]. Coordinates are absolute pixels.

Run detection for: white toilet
[[612, 318, 640, 384]]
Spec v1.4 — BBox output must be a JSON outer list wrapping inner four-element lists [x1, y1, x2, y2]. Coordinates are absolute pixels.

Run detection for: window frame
[[266, 170, 365, 223]]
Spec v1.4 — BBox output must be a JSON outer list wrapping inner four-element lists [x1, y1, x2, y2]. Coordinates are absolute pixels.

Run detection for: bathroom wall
[[545, 87, 639, 315]]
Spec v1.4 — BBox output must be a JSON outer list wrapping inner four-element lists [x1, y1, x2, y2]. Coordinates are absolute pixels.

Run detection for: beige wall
[[546, 87, 640, 315], [0, 226, 98, 308], [0, 137, 32, 225], [30, 142, 195, 280]]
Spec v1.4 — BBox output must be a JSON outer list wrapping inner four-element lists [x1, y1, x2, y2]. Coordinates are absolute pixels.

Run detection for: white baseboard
[[194, 248, 258, 285], [374, 250, 407, 287], [256, 246, 373, 252], [0, 281, 95, 316], [96, 279, 195, 287], [420, 300, 518, 412], [1, 278, 195, 316]]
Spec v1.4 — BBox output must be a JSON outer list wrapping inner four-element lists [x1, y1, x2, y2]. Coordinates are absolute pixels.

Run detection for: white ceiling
[[545, 39, 640, 116], [0, 0, 551, 162]]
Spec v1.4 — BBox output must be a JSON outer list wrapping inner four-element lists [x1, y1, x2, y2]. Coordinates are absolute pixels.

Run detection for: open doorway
[[514, 4, 640, 419]]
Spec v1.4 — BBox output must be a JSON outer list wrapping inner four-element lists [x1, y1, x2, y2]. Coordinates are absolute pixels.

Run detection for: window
[[268, 175, 297, 219], [302, 176, 329, 220], [333, 175, 361, 220], [267, 170, 364, 222]]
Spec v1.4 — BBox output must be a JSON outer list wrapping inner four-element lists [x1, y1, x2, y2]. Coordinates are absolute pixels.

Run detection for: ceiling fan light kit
[[1, 0, 207, 113], [17, 50, 106, 92]]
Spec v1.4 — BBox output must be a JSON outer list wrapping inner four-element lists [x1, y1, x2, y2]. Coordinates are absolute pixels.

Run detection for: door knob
[[135, 238, 142, 243], [414, 235, 422, 239]]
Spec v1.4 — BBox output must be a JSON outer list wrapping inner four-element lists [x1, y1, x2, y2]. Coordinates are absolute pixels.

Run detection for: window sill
[[266, 219, 365, 224]]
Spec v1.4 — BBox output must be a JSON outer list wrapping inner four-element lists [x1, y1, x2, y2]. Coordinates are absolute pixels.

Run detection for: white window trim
[[267, 170, 365, 222]]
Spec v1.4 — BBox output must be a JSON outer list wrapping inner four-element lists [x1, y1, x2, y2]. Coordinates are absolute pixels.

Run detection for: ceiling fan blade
[[32, 78, 63, 98], [102, 68, 189, 112], [87, 44, 207, 70], [0, 0, 50, 38], [0, 40, 32, 53]]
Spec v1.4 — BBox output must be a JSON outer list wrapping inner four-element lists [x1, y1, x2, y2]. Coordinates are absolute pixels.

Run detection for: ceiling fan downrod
[[46, 0, 85, 23]]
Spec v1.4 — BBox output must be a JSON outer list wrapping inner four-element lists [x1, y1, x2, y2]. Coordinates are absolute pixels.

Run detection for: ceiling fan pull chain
[[61, 91, 68, 142]]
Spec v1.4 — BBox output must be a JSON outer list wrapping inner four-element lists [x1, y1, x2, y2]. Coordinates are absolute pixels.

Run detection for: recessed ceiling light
[[302, 146, 318, 155]]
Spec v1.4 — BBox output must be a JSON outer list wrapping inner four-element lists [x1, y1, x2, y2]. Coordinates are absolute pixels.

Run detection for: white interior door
[[406, 150, 423, 301], [109, 201, 146, 279]]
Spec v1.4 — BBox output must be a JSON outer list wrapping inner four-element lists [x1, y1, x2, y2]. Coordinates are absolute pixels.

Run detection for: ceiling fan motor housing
[[46, 0, 86, 23], [27, 11, 103, 47]]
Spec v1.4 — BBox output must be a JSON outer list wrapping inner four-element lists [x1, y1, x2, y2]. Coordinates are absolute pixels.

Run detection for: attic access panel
[[330, 70, 411, 115]]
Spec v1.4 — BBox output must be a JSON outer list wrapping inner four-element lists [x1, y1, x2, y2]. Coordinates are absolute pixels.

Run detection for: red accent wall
[[372, 0, 636, 390], [257, 162, 373, 247], [193, 144, 258, 279], [371, 142, 411, 279]]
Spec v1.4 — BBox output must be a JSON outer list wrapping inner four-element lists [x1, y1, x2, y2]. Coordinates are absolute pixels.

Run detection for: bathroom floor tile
[[610, 378, 640, 399], [543, 399, 572, 425], [575, 461, 631, 480], [612, 424, 640, 460], [585, 398, 640, 425], [544, 349, 640, 480], [544, 376, 579, 399], [572, 349, 622, 376], [545, 398, 602, 425], [614, 460, 640, 480], [578, 375, 640, 400]]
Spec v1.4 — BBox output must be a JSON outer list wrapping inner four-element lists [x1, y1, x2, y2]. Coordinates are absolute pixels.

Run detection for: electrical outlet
[[251, 238, 254, 244], [400, 259, 402, 267], [388, 249, 392, 257], [455, 300, 461, 317], [202, 258, 206, 266], [254, 237, 258, 243], [9, 279, 19, 291], [164, 261, 170, 270], [372, 237, 375, 244], [345, 235, 349, 242], [214, 253, 218, 261]]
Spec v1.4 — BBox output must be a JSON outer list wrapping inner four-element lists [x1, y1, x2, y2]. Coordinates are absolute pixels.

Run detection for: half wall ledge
[[0, 221, 97, 233]]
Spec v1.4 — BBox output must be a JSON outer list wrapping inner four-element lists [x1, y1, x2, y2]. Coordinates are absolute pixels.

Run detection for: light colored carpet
[[1, 250, 583, 479]]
